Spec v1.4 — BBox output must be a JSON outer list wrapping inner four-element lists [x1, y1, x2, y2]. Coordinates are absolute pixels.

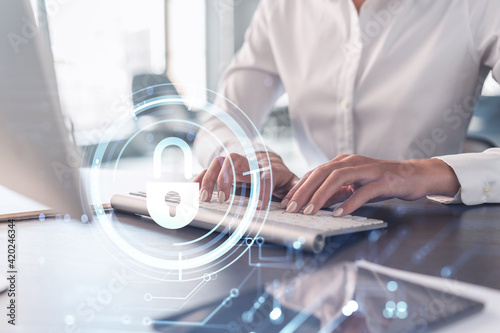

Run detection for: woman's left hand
[[280, 154, 461, 217]]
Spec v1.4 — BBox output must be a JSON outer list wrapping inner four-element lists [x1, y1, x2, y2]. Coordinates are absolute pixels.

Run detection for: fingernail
[[280, 198, 289, 209], [257, 200, 262, 208], [304, 203, 314, 215], [286, 201, 297, 213], [200, 189, 209, 202], [218, 191, 226, 203], [333, 207, 344, 217]]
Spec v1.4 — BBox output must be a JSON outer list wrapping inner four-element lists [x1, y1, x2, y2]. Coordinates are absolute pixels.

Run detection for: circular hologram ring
[[89, 84, 272, 279]]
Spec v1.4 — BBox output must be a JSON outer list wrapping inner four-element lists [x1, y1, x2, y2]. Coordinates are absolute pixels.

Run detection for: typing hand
[[194, 152, 298, 209], [280, 154, 461, 217]]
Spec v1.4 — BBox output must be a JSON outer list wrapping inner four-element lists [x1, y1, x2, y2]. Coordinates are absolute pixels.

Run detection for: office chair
[[132, 73, 191, 117], [131, 73, 197, 143], [464, 96, 500, 153]]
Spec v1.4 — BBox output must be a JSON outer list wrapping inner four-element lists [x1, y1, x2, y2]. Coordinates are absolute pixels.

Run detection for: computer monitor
[[0, 0, 88, 220]]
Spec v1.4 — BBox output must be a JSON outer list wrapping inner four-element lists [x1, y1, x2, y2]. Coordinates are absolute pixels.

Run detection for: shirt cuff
[[432, 148, 500, 205], [427, 190, 462, 204]]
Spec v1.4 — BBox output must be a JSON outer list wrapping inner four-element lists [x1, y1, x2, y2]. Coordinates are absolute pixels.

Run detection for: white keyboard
[[110, 192, 387, 253]]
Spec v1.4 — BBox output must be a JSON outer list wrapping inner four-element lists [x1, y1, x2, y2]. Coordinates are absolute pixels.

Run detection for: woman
[[194, 0, 500, 216]]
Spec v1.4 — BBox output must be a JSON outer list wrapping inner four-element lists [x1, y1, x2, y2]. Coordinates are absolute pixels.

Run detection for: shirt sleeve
[[432, 3, 500, 205], [468, 0, 500, 81], [433, 148, 500, 205], [194, 0, 284, 168]]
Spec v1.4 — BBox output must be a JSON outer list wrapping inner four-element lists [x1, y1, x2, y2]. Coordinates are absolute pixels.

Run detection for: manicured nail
[[280, 198, 290, 209], [218, 191, 226, 203], [304, 203, 314, 215], [257, 200, 262, 208], [200, 189, 209, 202], [333, 207, 344, 217], [286, 201, 297, 213]]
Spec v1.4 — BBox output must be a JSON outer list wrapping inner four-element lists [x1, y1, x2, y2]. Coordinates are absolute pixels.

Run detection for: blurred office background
[[29, 0, 500, 174]]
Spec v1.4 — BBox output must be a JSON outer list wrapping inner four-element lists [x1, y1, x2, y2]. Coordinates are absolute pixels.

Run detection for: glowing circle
[[386, 301, 396, 311], [397, 301, 407, 312], [230, 288, 239, 298], [342, 300, 359, 316], [383, 308, 393, 319], [441, 266, 452, 278], [88, 84, 272, 280], [387, 281, 398, 292], [242, 311, 253, 323], [269, 308, 282, 321]]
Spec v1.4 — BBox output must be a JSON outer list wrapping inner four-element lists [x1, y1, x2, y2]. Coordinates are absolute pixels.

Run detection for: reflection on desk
[[1, 198, 500, 332]]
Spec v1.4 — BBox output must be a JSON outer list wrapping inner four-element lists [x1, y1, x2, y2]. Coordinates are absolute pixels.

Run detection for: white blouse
[[194, 0, 500, 205]]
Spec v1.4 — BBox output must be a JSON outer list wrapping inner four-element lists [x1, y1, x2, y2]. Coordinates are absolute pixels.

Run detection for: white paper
[[0, 185, 50, 217]]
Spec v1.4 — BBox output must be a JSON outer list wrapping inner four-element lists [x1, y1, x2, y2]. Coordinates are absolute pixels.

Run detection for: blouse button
[[483, 184, 491, 195]]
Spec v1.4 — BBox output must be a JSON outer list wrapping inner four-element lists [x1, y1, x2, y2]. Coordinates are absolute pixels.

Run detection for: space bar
[[110, 194, 325, 253]]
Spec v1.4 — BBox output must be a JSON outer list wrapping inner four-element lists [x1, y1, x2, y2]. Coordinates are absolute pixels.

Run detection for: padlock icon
[[147, 137, 199, 229]]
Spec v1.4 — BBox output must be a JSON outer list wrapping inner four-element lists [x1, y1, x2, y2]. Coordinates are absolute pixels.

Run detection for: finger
[[333, 182, 385, 217], [216, 153, 251, 203], [279, 155, 356, 209], [217, 157, 235, 203], [200, 157, 224, 202], [193, 169, 207, 184], [280, 170, 312, 208], [322, 186, 355, 208], [333, 154, 352, 162], [230, 153, 252, 184], [258, 169, 273, 209], [286, 162, 357, 213], [304, 165, 376, 215]]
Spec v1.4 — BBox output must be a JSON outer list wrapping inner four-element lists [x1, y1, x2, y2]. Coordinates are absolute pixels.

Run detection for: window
[[166, 0, 206, 104], [36, 0, 166, 144]]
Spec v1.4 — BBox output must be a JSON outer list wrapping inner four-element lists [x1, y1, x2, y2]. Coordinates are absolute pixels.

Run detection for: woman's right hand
[[194, 152, 298, 209]]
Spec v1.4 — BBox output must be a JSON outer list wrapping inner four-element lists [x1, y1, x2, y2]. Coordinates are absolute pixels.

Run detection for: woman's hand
[[194, 152, 298, 208], [280, 154, 461, 217]]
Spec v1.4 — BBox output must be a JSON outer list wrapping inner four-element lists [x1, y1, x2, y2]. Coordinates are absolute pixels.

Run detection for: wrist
[[407, 158, 461, 198]]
